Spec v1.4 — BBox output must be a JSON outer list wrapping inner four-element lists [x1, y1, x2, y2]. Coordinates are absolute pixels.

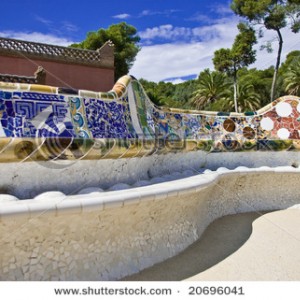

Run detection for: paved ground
[[122, 209, 300, 281]]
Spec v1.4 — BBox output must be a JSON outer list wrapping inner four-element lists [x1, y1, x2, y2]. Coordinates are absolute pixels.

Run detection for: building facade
[[0, 37, 115, 91]]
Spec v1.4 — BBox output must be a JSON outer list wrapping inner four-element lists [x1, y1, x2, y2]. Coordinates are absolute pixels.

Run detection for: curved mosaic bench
[[0, 76, 300, 280], [0, 75, 300, 163]]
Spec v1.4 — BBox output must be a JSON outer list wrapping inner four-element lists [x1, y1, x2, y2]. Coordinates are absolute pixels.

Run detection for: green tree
[[71, 22, 140, 81], [172, 80, 198, 109], [279, 50, 300, 74], [283, 56, 300, 95], [240, 67, 274, 107], [191, 69, 231, 110], [139, 79, 167, 106], [231, 0, 300, 102], [213, 22, 257, 112], [226, 81, 261, 112], [139, 79, 199, 109]]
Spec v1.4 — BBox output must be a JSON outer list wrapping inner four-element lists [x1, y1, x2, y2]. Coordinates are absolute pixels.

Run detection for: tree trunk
[[270, 29, 283, 102], [233, 71, 238, 113]]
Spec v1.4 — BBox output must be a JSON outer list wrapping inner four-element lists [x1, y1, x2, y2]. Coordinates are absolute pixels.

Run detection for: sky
[[1, 0, 299, 83]]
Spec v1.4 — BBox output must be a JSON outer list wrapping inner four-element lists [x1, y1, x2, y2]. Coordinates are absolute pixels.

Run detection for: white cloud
[[164, 78, 186, 84], [139, 9, 180, 17], [213, 2, 234, 16], [131, 20, 300, 82], [139, 17, 239, 43], [189, 3, 234, 24], [140, 10, 153, 16], [112, 13, 131, 19], [61, 21, 79, 33], [35, 16, 52, 26], [0, 31, 77, 46], [131, 42, 220, 82], [189, 14, 214, 24], [140, 24, 192, 40], [131, 19, 239, 81], [34, 15, 78, 35]]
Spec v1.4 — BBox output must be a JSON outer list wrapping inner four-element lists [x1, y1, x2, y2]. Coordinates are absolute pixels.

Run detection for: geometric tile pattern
[[0, 91, 74, 138], [1, 76, 300, 161], [131, 80, 300, 152]]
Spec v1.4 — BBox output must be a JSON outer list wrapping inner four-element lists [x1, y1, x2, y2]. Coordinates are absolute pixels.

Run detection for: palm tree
[[284, 58, 300, 96], [191, 69, 231, 110], [223, 81, 261, 112]]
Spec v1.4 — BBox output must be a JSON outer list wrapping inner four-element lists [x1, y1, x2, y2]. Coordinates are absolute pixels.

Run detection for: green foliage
[[201, 73, 262, 113], [139, 50, 298, 113], [265, 4, 287, 30], [71, 22, 140, 81], [191, 69, 231, 110], [231, 0, 299, 32], [238, 67, 274, 107], [213, 23, 257, 75], [139, 79, 170, 106], [287, 0, 300, 32], [232, 23, 257, 66], [213, 22, 257, 112], [279, 50, 300, 74], [173, 81, 197, 105], [140, 78, 198, 109], [231, 0, 300, 101], [283, 56, 300, 96], [231, 0, 274, 21], [204, 98, 231, 112], [228, 81, 261, 112], [213, 48, 233, 75]]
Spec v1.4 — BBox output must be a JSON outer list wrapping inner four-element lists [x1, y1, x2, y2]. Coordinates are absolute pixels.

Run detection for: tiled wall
[[0, 76, 300, 162]]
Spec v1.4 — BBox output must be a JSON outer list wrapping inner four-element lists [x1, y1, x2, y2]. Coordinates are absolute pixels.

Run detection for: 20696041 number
[[189, 286, 245, 296]]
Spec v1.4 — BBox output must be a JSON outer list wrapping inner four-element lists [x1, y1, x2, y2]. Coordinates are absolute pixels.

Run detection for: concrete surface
[[122, 209, 300, 281], [1, 150, 300, 199], [1, 169, 300, 280]]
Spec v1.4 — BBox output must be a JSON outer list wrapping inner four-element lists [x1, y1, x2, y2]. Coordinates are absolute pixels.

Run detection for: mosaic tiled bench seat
[[0, 75, 300, 163], [0, 76, 300, 280]]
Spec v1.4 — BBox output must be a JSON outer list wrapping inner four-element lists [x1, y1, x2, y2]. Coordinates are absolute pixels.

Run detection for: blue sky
[[1, 0, 299, 83]]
